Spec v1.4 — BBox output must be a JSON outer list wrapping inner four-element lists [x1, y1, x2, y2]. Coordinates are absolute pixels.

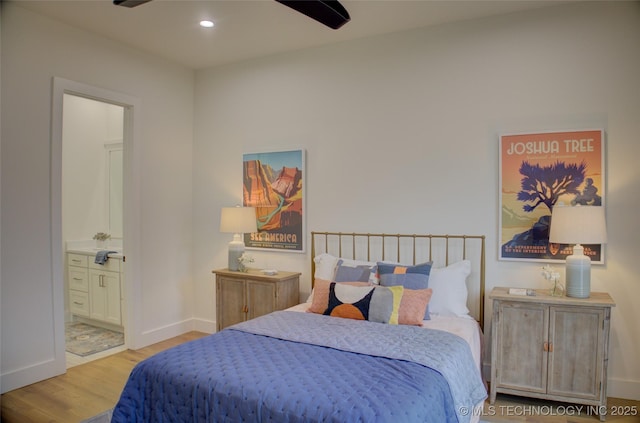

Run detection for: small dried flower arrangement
[[238, 253, 254, 272], [93, 232, 111, 241], [541, 265, 564, 296]]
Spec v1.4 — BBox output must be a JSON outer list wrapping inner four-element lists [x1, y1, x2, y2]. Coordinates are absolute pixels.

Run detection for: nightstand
[[212, 268, 300, 331], [489, 287, 615, 421]]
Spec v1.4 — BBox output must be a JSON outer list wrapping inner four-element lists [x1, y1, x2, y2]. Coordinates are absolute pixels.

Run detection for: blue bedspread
[[112, 311, 486, 423]]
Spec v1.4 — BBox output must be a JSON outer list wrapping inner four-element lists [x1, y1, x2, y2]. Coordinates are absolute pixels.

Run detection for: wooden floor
[[2, 330, 638, 422], [1, 331, 208, 423]]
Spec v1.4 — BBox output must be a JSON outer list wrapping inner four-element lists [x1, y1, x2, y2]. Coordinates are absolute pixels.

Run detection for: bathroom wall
[[62, 93, 123, 244]]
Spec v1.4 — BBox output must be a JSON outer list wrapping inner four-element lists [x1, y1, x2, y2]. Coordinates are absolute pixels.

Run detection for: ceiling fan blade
[[113, 0, 152, 8], [112, 0, 350, 30], [275, 0, 350, 30]]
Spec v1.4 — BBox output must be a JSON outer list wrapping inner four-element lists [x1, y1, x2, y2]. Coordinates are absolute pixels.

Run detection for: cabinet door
[[89, 271, 106, 322], [217, 276, 246, 330], [246, 280, 276, 320], [103, 271, 122, 325], [548, 306, 604, 400], [89, 270, 121, 325], [495, 301, 549, 394]]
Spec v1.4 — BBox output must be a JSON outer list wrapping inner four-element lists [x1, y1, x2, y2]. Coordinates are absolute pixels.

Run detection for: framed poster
[[242, 149, 305, 252], [499, 129, 605, 263]]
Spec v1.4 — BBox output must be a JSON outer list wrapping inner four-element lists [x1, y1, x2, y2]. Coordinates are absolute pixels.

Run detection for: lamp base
[[565, 244, 591, 298], [228, 234, 245, 271]]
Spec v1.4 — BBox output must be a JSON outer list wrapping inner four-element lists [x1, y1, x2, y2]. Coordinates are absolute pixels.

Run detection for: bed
[[112, 232, 487, 423]]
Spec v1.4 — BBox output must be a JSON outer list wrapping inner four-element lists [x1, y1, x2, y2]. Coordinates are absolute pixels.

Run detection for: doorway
[[62, 94, 126, 367], [51, 77, 142, 376]]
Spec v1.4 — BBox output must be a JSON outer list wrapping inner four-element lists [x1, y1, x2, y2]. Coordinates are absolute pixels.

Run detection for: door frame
[[51, 77, 142, 373]]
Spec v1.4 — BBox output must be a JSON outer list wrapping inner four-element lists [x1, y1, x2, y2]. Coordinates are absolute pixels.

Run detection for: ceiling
[[11, 0, 574, 70]]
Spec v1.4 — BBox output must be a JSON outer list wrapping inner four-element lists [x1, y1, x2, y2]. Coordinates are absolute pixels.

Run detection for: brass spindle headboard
[[311, 232, 486, 329]]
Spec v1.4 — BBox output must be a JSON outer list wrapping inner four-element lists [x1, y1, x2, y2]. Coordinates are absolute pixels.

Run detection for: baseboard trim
[[1, 356, 66, 394], [136, 318, 195, 349], [608, 378, 640, 401], [131, 317, 215, 350], [192, 317, 215, 334]]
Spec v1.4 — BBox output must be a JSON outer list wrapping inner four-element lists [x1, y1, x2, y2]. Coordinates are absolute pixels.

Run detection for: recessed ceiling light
[[200, 20, 214, 28]]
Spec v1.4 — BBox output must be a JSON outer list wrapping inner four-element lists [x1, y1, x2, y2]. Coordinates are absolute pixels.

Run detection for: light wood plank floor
[[2, 330, 638, 422], [1, 331, 208, 423]]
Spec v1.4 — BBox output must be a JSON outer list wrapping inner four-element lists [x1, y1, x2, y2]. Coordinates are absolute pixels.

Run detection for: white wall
[[62, 94, 123, 242], [192, 2, 640, 399], [0, 3, 194, 392]]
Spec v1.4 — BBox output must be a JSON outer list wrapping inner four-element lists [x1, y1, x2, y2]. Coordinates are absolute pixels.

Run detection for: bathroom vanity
[[66, 245, 124, 327]]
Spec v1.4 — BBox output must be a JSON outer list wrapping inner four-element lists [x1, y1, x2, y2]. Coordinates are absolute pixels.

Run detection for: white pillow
[[428, 260, 471, 316], [313, 253, 340, 280]]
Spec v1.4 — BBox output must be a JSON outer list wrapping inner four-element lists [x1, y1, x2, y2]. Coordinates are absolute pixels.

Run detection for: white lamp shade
[[220, 207, 258, 234], [549, 205, 607, 245]]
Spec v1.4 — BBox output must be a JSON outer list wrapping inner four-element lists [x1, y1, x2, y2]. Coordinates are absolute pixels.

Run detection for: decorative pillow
[[338, 258, 379, 284], [313, 253, 379, 284], [377, 262, 433, 289], [333, 260, 376, 282], [313, 253, 340, 280], [377, 261, 433, 319], [428, 260, 471, 316], [398, 288, 433, 326], [308, 279, 371, 314], [324, 283, 403, 325]]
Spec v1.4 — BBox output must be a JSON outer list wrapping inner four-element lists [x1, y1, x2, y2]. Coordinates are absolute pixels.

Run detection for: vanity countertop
[[66, 247, 124, 259], [66, 239, 124, 259]]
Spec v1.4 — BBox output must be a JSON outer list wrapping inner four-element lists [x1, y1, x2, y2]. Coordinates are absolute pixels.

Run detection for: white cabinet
[[89, 269, 121, 325], [67, 251, 122, 326], [68, 254, 90, 317]]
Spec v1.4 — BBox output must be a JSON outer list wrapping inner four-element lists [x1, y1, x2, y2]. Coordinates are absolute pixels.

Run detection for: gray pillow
[[333, 259, 374, 282]]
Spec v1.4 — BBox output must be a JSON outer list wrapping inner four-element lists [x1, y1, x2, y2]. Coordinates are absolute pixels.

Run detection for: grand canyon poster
[[499, 129, 605, 263], [242, 149, 305, 252]]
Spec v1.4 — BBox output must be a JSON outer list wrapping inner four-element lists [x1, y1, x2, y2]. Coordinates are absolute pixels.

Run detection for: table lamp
[[549, 205, 607, 298], [220, 206, 257, 271]]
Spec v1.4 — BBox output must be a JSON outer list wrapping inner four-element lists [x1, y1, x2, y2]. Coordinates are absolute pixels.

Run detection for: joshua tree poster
[[242, 149, 305, 252], [499, 130, 605, 262]]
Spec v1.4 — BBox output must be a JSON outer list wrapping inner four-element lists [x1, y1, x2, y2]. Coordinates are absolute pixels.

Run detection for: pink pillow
[[308, 279, 371, 314], [398, 288, 433, 326]]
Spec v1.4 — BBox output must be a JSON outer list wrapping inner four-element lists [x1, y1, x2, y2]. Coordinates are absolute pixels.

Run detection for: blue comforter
[[112, 311, 486, 423]]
